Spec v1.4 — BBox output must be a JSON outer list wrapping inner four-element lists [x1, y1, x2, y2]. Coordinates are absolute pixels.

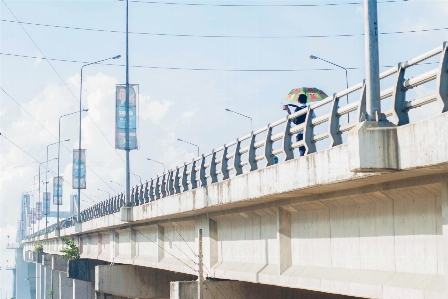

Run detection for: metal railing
[[26, 41, 448, 240]]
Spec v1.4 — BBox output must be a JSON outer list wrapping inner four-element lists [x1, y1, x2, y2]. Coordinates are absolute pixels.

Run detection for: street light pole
[[147, 158, 166, 173], [78, 55, 120, 222], [125, 0, 131, 207], [310, 55, 349, 122], [177, 139, 200, 157], [57, 111, 86, 235], [225, 108, 253, 132], [364, 0, 381, 121]]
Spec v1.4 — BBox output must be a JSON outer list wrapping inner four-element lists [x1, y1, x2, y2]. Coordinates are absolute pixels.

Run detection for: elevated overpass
[[18, 42, 448, 299]]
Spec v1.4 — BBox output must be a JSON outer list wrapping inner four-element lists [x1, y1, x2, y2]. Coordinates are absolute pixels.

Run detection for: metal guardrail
[[27, 42, 448, 240]]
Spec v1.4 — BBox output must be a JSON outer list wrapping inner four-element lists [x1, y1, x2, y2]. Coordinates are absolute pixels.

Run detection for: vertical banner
[[53, 176, 63, 205], [23, 194, 30, 213], [115, 84, 139, 150], [43, 192, 50, 215], [31, 208, 36, 224], [72, 149, 86, 189], [36, 202, 42, 220]]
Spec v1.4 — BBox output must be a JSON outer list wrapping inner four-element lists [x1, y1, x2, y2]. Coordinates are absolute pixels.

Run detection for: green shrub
[[60, 238, 80, 260], [34, 243, 43, 253]]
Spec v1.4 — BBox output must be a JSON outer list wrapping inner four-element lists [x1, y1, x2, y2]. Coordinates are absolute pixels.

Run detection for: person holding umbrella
[[283, 87, 326, 156]]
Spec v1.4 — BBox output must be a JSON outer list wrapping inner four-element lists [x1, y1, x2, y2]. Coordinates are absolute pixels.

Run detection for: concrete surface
[[22, 113, 448, 299]]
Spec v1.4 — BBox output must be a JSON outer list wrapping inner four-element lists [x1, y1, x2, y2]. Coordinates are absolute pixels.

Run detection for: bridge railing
[[26, 41, 447, 240]]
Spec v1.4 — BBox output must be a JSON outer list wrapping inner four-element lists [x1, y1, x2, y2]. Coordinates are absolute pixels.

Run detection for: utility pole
[[364, 0, 382, 121], [125, 0, 131, 207], [198, 229, 203, 299]]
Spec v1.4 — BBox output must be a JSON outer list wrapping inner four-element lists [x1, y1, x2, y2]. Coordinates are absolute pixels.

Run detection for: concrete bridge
[[16, 42, 448, 299]]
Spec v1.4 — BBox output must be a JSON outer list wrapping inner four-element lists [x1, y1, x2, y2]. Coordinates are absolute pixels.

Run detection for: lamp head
[[64, 139, 70, 142], [177, 138, 182, 141], [82, 109, 89, 112], [225, 108, 230, 111], [113, 55, 121, 59], [310, 55, 318, 60]]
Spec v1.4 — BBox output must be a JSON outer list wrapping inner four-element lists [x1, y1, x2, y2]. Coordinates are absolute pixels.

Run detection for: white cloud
[[139, 94, 173, 123]]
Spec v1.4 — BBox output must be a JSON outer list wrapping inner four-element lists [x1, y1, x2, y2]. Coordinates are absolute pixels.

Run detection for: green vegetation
[[34, 242, 43, 253], [49, 289, 54, 298], [60, 237, 80, 260]]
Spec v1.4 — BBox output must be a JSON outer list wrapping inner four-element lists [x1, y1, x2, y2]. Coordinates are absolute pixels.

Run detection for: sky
[[1, 0, 447, 297]]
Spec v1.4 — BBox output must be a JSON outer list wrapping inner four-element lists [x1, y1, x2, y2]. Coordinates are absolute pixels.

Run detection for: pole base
[[120, 206, 133, 222], [55, 229, 60, 237]]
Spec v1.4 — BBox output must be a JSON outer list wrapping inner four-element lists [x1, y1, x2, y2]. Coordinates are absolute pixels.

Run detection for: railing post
[[264, 126, 275, 167], [143, 181, 149, 203], [199, 155, 207, 187], [303, 106, 316, 155], [436, 41, 448, 113], [139, 183, 145, 205], [160, 173, 167, 198], [174, 167, 181, 194], [191, 159, 198, 189], [391, 63, 409, 125], [209, 150, 218, 183], [234, 139, 243, 175], [221, 145, 230, 180], [248, 133, 258, 171], [182, 163, 189, 191], [282, 116, 294, 161], [149, 179, 155, 202], [131, 186, 137, 206], [357, 81, 367, 122], [329, 94, 342, 147], [155, 177, 161, 200], [168, 170, 175, 195]]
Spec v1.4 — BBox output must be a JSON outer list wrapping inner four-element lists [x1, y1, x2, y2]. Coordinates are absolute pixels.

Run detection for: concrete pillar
[[58, 272, 73, 299], [73, 279, 94, 299], [36, 262, 44, 299], [51, 269, 60, 299], [95, 265, 194, 298], [28, 262, 37, 299], [442, 181, 448, 297], [157, 224, 164, 262], [195, 217, 218, 271], [277, 207, 292, 274], [43, 266, 52, 299]]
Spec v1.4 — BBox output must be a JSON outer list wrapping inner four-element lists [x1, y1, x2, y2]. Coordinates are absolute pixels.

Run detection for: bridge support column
[[73, 279, 94, 299], [43, 266, 52, 299], [95, 265, 193, 299], [51, 268, 60, 299], [36, 261, 43, 299], [195, 217, 218, 271], [58, 272, 74, 299]]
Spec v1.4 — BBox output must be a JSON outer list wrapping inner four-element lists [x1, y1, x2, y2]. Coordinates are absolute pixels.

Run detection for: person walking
[[282, 93, 315, 156]]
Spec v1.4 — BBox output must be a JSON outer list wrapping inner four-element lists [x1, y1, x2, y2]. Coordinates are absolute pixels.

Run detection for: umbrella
[[284, 87, 328, 103]]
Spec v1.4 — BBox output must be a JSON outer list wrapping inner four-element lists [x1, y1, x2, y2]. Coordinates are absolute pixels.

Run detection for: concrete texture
[[170, 280, 361, 299], [68, 259, 108, 282], [73, 279, 94, 299], [24, 113, 448, 299], [95, 265, 194, 299], [58, 272, 73, 299]]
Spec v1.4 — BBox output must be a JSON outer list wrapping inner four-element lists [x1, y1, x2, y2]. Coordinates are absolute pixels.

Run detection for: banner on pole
[[43, 192, 50, 215], [115, 84, 139, 150], [36, 202, 42, 220], [72, 149, 86, 189], [53, 176, 63, 205]]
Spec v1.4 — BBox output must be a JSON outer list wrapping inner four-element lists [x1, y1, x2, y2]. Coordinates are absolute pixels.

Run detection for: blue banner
[[72, 149, 86, 189], [115, 84, 139, 150], [53, 176, 63, 205], [43, 192, 50, 215]]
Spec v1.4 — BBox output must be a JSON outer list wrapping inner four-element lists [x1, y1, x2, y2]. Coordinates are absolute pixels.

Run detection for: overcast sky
[[1, 0, 447, 296]]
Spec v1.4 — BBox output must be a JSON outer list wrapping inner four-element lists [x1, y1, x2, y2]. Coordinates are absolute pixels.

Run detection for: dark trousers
[[296, 133, 306, 156]]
